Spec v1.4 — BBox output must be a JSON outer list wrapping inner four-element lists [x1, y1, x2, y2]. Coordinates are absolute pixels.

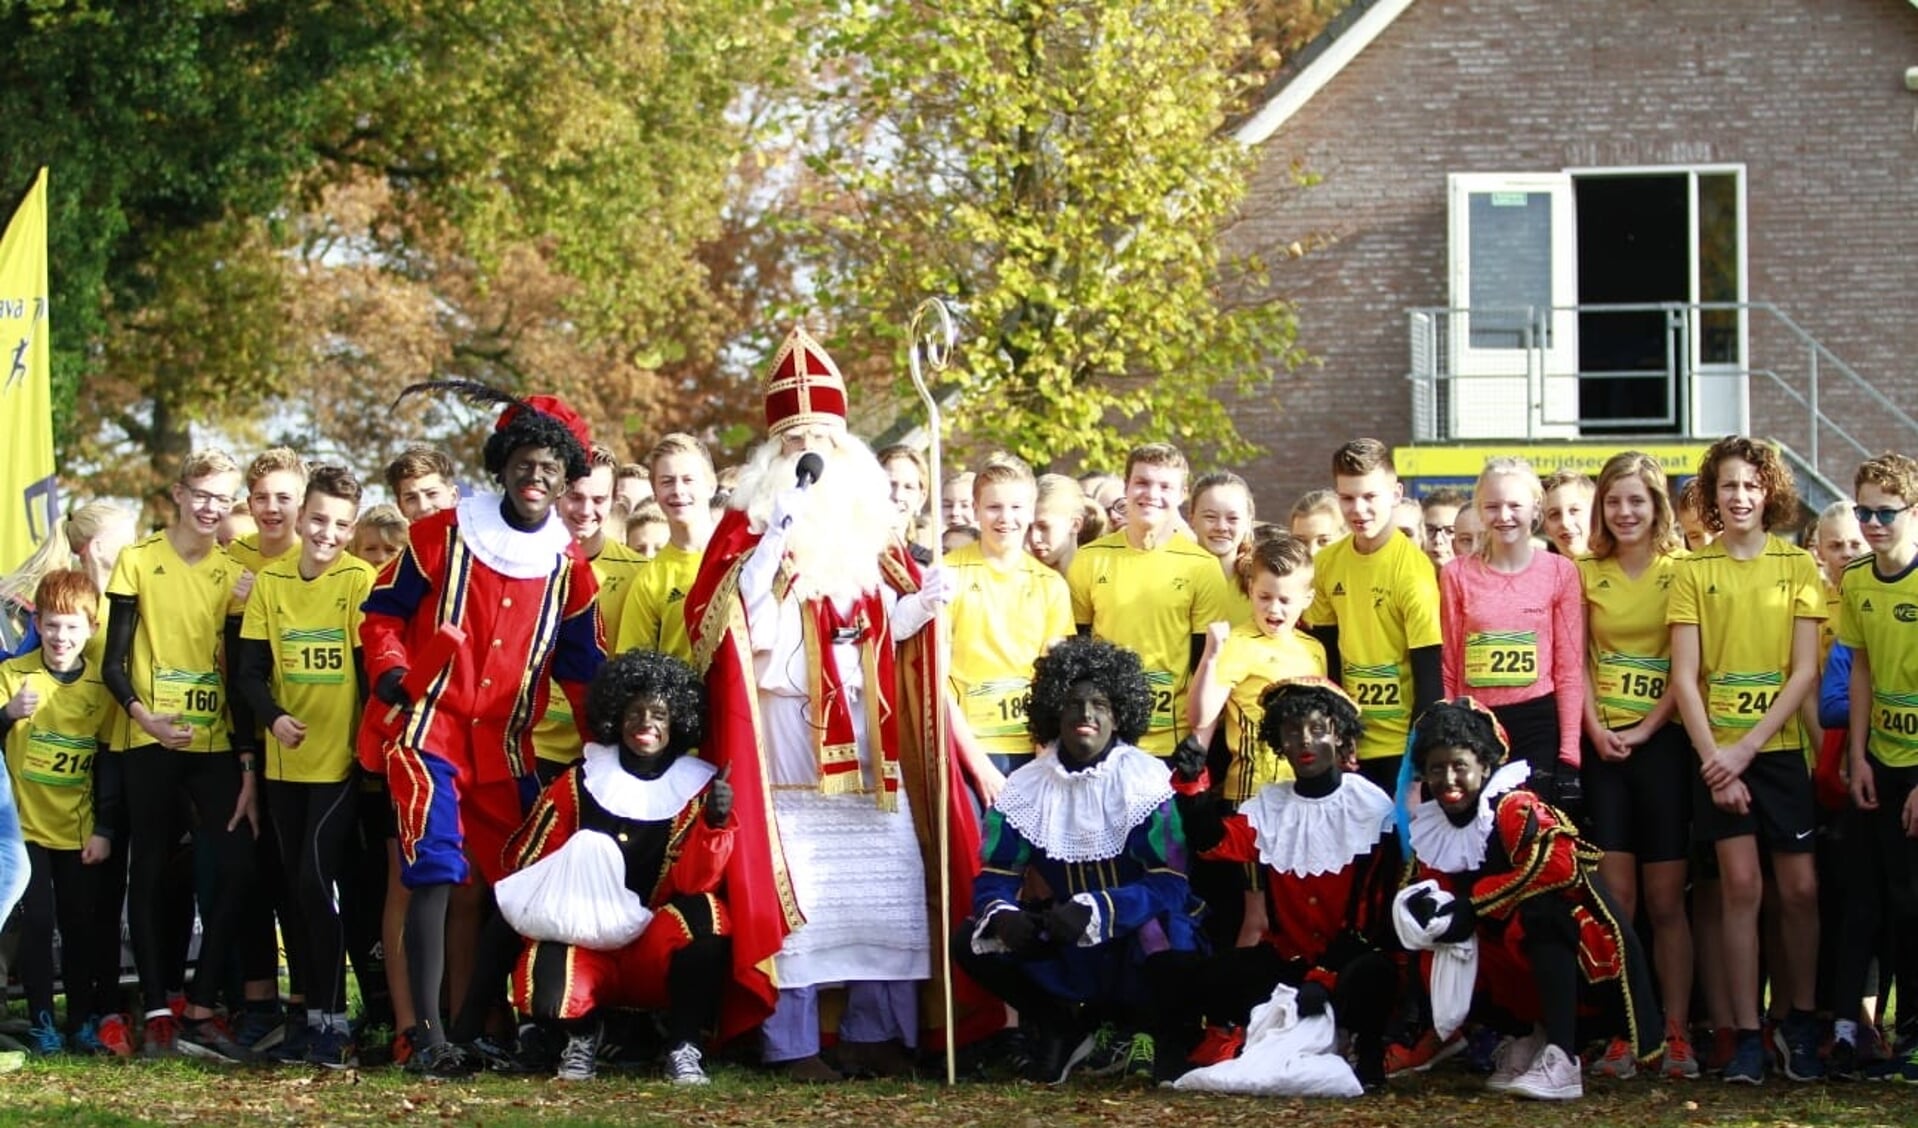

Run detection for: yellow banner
[[0, 168, 55, 573], [1394, 442, 1713, 481]]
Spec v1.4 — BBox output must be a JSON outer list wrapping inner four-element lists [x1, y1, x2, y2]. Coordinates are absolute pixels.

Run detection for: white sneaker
[[664, 1041, 710, 1086], [1486, 1027, 1547, 1093], [1506, 1044, 1583, 1100]]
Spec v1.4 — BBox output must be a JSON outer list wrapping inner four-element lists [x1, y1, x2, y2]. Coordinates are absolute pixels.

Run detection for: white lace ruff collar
[[457, 492, 573, 579], [1240, 773, 1395, 877], [994, 743, 1173, 863], [579, 742, 716, 822], [1408, 761, 1531, 874]]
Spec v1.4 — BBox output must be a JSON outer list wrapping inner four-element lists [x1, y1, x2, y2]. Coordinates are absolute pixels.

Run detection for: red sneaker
[[1187, 1024, 1244, 1066], [1385, 1030, 1464, 1077], [141, 1014, 181, 1059], [392, 1026, 416, 1068], [96, 1013, 136, 1059]]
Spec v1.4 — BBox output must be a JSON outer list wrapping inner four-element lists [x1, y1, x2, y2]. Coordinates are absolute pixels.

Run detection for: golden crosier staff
[[907, 296, 958, 1085]]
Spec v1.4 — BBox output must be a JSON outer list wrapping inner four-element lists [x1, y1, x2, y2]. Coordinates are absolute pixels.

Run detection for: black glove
[[704, 776, 734, 827], [1171, 733, 1209, 783], [991, 909, 1043, 955], [1319, 931, 1372, 974], [1435, 897, 1478, 944], [1295, 981, 1332, 1019], [1405, 887, 1442, 929], [1043, 899, 1094, 948], [374, 669, 412, 709]]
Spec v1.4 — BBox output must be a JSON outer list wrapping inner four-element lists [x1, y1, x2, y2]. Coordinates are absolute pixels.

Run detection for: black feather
[[393, 379, 528, 414]]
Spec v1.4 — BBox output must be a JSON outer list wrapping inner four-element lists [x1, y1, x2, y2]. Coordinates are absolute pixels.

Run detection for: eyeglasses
[[1854, 503, 1913, 526], [184, 489, 236, 509], [1424, 524, 1455, 540]]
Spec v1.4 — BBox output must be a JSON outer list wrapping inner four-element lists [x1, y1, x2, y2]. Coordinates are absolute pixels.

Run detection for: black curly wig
[[485, 411, 588, 485], [394, 380, 589, 484], [1409, 698, 1509, 775], [1257, 680, 1363, 756], [584, 649, 707, 757], [1027, 636, 1153, 746]]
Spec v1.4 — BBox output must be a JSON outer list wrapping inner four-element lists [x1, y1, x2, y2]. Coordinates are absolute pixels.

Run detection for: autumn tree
[[800, 0, 1306, 472]]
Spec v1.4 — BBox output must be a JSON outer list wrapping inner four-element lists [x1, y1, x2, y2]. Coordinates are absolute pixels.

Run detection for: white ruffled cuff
[[1068, 893, 1105, 947], [971, 902, 1021, 955]]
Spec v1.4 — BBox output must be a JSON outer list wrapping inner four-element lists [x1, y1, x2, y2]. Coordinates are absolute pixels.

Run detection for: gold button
[[1307, 896, 1319, 906], [617, 832, 628, 842], [481, 678, 492, 688], [502, 598, 514, 608], [492, 639, 503, 649]]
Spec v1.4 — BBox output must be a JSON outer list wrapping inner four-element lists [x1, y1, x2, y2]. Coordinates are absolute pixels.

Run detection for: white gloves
[[891, 565, 952, 640]]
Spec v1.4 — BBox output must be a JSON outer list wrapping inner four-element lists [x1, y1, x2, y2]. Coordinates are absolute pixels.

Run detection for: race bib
[[1343, 662, 1406, 720], [153, 667, 224, 731], [1706, 671, 1781, 731], [1594, 651, 1669, 718], [1464, 631, 1538, 687], [21, 727, 94, 788], [1144, 668, 1176, 734], [1873, 690, 1918, 749], [962, 677, 1032, 742], [281, 628, 348, 686]]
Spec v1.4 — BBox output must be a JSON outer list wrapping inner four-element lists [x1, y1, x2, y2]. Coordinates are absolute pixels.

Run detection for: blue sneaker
[[1724, 1030, 1765, 1085], [26, 1011, 64, 1055], [72, 1016, 106, 1056], [1773, 1011, 1825, 1082], [267, 1023, 315, 1064], [304, 1027, 357, 1070]]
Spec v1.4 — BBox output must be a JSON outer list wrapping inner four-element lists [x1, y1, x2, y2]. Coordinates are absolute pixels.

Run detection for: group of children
[[0, 419, 1913, 1101]]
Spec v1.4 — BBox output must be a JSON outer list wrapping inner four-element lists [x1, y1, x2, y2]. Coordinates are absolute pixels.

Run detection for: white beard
[[732, 434, 898, 607]]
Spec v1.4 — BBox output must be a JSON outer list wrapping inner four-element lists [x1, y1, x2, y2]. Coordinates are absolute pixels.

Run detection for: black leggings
[[124, 745, 254, 1013], [18, 842, 101, 1024], [266, 777, 358, 1017], [1833, 759, 1918, 1024]]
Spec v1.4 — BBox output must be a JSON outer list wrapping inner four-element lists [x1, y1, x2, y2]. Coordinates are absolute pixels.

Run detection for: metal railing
[[1405, 301, 1918, 498]]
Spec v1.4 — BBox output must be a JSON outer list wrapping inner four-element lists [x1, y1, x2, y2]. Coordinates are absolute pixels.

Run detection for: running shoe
[[25, 1011, 64, 1055], [1386, 1029, 1465, 1077], [96, 1014, 136, 1059], [1723, 1030, 1765, 1085], [1588, 1037, 1636, 1079], [663, 1040, 709, 1086], [1507, 1044, 1583, 1100], [140, 1014, 181, 1060]]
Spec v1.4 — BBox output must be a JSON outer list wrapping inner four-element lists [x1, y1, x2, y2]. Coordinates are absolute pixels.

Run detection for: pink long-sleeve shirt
[[1439, 550, 1586, 766]]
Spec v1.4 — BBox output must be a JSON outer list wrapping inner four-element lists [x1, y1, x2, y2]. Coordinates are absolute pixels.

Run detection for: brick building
[[1226, 0, 1918, 509]]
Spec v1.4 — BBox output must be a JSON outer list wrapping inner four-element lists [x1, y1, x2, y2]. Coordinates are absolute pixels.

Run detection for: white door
[[1447, 173, 1579, 439]]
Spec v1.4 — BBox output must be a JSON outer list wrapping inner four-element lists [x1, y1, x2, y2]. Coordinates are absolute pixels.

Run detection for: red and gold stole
[[779, 570, 901, 811]]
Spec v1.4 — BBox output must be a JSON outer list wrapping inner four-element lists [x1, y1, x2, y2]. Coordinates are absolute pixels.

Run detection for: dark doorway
[[1575, 175, 1688, 434]]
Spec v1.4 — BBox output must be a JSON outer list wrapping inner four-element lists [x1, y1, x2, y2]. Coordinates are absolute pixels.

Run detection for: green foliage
[[803, 0, 1305, 472], [0, 0, 388, 452]]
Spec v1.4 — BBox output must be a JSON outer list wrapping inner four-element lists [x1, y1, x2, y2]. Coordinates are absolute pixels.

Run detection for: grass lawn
[[3, 1057, 1917, 1127]]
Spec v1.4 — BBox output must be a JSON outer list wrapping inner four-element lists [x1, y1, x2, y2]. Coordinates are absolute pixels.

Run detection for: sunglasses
[[1853, 503, 1913, 526]]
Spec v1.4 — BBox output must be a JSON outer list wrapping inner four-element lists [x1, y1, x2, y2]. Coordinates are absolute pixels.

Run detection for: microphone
[[778, 452, 825, 531]]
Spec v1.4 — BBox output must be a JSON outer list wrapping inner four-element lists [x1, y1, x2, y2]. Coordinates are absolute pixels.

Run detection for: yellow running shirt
[[1209, 624, 1327, 801], [107, 533, 239, 752], [1068, 531, 1230, 756], [0, 654, 115, 849], [240, 553, 375, 782], [945, 544, 1074, 756], [1838, 555, 1918, 769], [1304, 532, 1442, 762], [1667, 535, 1824, 754], [616, 544, 704, 664], [532, 543, 648, 767], [1578, 551, 1684, 730]]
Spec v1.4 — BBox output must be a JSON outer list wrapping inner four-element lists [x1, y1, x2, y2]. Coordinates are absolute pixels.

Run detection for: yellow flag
[[0, 168, 54, 573]]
